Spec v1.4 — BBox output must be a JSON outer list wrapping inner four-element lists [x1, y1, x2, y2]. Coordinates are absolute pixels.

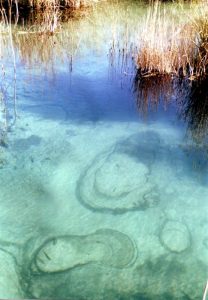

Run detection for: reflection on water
[[180, 77, 208, 143], [0, 1, 208, 299]]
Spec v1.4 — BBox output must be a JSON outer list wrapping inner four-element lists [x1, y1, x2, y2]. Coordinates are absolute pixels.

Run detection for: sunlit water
[[0, 1, 208, 299]]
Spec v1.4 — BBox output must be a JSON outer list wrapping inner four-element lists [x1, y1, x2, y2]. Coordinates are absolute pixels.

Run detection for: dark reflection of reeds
[[134, 74, 208, 182], [134, 74, 208, 144], [179, 77, 208, 143], [11, 0, 143, 72], [134, 74, 174, 117]]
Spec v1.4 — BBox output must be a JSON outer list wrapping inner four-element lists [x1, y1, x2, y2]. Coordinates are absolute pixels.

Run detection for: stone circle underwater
[[76, 131, 161, 214], [0, 228, 137, 298]]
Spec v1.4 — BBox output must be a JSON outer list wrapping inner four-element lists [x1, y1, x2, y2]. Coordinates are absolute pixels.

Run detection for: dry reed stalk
[[135, 2, 208, 127], [137, 1, 194, 77], [1, 8, 17, 124], [0, 6, 17, 144], [11, 0, 109, 67], [2, 0, 101, 9], [187, 1, 208, 76], [35, 6, 61, 33], [137, 0, 208, 79]]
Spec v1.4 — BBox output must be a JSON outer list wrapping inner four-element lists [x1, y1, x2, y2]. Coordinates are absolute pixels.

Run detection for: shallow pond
[[0, 1, 208, 299]]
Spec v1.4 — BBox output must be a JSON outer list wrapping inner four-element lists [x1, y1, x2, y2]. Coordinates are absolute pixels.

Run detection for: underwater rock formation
[[76, 131, 160, 214], [0, 230, 137, 298], [15, 229, 138, 298], [159, 220, 191, 253], [30, 229, 138, 274], [0, 224, 204, 299]]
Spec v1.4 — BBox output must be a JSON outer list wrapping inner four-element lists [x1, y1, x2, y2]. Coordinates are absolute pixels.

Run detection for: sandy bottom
[[0, 105, 208, 299]]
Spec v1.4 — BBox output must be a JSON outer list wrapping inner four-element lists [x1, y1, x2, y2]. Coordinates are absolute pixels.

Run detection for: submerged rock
[[77, 150, 157, 214], [19, 229, 138, 298], [76, 132, 160, 214], [30, 229, 138, 274], [94, 153, 149, 198], [159, 220, 191, 253]]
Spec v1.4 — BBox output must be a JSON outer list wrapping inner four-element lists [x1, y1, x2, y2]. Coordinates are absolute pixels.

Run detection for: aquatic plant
[[1, 0, 101, 10], [136, 0, 208, 79], [0, 0, 102, 34], [0, 5, 17, 145], [134, 0, 208, 135], [189, 1, 208, 76], [11, 0, 118, 67]]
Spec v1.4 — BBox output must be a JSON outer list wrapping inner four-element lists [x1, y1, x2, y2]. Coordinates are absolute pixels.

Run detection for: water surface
[[0, 1, 208, 299]]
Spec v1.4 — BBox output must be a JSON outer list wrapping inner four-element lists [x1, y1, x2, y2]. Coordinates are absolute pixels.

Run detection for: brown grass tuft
[[137, 0, 208, 79]]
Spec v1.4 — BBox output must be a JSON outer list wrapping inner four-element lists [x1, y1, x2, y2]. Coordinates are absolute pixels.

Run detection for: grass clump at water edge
[[136, 0, 208, 80], [1, 0, 101, 9]]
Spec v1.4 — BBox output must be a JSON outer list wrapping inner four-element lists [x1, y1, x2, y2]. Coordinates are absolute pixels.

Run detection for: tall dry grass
[[0, 0, 102, 34], [0, 4, 18, 146], [11, 0, 127, 68], [1, 0, 100, 9], [27, 0, 74, 9], [189, 1, 208, 76], [137, 0, 208, 79], [134, 1, 208, 141]]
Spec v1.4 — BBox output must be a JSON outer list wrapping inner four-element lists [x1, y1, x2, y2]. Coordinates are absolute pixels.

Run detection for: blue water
[[0, 1, 208, 299]]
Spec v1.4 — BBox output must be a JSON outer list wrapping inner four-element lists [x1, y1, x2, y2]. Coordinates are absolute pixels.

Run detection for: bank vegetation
[[136, 0, 208, 80]]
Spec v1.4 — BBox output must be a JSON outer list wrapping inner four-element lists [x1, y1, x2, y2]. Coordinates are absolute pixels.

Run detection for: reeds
[[0, 3, 17, 146], [27, 0, 81, 9], [136, 0, 208, 79], [0, 0, 102, 34], [1, 0, 100, 9], [134, 1, 208, 141], [189, 1, 208, 76]]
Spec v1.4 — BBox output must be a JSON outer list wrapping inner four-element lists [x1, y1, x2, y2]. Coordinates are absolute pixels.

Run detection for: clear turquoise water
[[0, 1, 208, 299]]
